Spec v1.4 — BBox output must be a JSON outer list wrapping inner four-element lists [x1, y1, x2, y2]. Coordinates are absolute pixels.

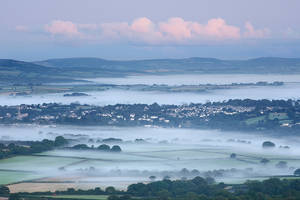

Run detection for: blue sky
[[1, 0, 300, 61]]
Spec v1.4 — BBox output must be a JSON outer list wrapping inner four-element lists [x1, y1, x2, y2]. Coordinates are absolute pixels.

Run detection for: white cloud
[[44, 18, 271, 44], [45, 20, 81, 37], [243, 22, 270, 38]]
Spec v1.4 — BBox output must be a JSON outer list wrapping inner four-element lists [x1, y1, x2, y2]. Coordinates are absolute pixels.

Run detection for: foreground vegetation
[[2, 177, 300, 200]]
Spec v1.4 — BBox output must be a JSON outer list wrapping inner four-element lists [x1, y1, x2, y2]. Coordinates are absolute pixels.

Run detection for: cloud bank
[[45, 20, 81, 37], [44, 17, 270, 44]]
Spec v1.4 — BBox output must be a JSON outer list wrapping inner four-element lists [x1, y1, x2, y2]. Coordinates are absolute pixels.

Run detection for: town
[[0, 99, 299, 134]]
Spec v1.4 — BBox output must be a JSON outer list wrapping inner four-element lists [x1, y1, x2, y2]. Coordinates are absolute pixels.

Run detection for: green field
[[0, 156, 81, 171], [245, 112, 291, 126], [0, 155, 84, 185], [2, 142, 300, 189], [268, 112, 288, 120], [245, 116, 266, 125], [0, 171, 42, 185]]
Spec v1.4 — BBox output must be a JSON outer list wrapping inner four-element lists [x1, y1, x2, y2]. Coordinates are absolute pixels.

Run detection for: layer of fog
[[1, 124, 300, 158], [1, 125, 300, 186], [1, 73, 300, 187], [85, 74, 300, 85], [0, 83, 299, 106]]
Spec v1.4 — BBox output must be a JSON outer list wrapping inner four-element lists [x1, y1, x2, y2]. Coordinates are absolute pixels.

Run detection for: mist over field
[[0, 74, 300, 106], [0, 60, 300, 198], [84, 74, 300, 85], [1, 72, 300, 191], [2, 0, 300, 198], [0, 124, 299, 146], [2, 124, 300, 192]]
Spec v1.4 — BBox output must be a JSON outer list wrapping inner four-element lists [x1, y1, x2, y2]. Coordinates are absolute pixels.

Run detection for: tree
[[276, 161, 287, 169], [181, 177, 187, 181], [260, 158, 270, 165], [185, 192, 199, 200], [98, 144, 110, 151], [105, 186, 116, 194], [294, 168, 300, 176], [66, 188, 76, 194], [230, 153, 237, 159], [0, 186, 9, 195], [262, 141, 275, 148], [111, 145, 122, 152], [72, 144, 89, 150], [180, 168, 189, 176], [42, 139, 54, 146], [191, 169, 200, 176], [149, 175, 156, 181], [8, 194, 20, 200], [192, 176, 207, 185], [157, 189, 171, 200], [0, 143, 5, 149], [8, 143, 16, 149], [54, 136, 68, 147], [205, 177, 215, 184]]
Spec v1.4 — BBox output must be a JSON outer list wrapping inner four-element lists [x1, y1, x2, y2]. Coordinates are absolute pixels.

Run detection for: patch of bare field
[[8, 176, 149, 193], [8, 182, 100, 193]]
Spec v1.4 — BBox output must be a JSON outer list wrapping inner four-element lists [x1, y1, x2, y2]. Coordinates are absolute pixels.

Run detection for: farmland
[[1, 136, 300, 193]]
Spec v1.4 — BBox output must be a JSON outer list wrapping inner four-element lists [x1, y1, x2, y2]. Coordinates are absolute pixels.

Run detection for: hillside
[[1, 57, 300, 84], [37, 57, 300, 75], [0, 59, 72, 84]]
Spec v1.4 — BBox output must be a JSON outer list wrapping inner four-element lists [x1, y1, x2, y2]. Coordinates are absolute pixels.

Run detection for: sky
[[1, 0, 300, 61]]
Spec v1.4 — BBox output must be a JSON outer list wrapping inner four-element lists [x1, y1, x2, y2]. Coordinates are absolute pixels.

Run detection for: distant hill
[[0, 59, 72, 84], [37, 57, 300, 74], [1, 57, 300, 84]]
